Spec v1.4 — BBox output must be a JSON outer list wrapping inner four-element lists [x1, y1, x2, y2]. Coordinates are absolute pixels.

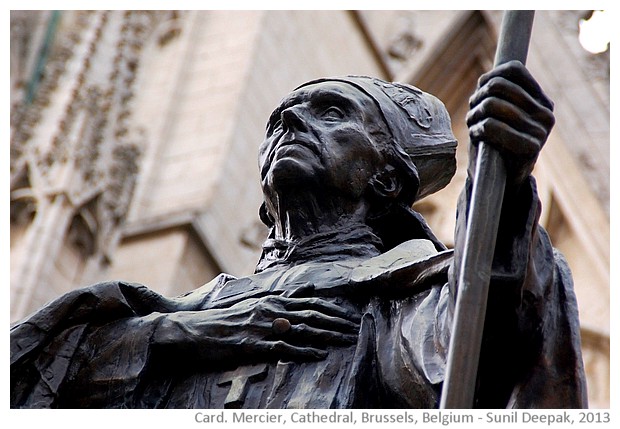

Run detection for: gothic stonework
[[10, 11, 182, 320]]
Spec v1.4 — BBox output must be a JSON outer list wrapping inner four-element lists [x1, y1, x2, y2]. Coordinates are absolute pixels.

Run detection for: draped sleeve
[[448, 175, 587, 408], [372, 176, 587, 408], [10, 276, 232, 408]]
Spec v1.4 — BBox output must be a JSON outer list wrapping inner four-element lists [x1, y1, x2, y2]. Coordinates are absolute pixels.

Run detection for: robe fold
[[10, 178, 587, 408]]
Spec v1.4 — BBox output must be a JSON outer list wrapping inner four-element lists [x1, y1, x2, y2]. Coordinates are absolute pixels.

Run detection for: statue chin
[[265, 154, 322, 192]]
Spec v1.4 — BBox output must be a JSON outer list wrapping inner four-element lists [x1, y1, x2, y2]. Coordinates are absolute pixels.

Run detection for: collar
[[255, 223, 383, 273]]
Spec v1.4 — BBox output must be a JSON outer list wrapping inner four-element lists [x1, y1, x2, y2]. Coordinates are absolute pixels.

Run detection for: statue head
[[258, 76, 457, 252]]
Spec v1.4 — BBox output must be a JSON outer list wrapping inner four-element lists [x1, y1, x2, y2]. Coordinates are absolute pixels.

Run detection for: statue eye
[[322, 107, 345, 120], [268, 118, 283, 134]]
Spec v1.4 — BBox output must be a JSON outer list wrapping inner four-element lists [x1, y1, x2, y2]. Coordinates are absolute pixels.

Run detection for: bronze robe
[[10, 178, 587, 408]]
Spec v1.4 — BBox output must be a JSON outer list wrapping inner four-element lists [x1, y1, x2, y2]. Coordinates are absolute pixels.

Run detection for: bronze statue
[[10, 61, 587, 408]]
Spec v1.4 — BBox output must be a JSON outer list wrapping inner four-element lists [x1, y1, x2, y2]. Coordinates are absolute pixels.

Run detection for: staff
[[440, 10, 535, 409]]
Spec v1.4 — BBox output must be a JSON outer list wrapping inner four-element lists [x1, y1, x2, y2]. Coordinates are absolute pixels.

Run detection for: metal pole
[[440, 10, 535, 409]]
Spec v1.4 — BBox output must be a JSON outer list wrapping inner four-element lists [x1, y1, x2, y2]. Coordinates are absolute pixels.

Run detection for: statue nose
[[281, 107, 308, 133]]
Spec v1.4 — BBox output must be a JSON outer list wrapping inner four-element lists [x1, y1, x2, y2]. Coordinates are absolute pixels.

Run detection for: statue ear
[[368, 166, 402, 201]]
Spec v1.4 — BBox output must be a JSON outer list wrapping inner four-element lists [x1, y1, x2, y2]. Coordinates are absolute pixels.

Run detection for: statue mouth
[[260, 133, 322, 180], [275, 136, 320, 158]]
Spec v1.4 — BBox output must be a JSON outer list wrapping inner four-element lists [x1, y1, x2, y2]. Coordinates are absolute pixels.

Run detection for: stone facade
[[10, 10, 609, 407]]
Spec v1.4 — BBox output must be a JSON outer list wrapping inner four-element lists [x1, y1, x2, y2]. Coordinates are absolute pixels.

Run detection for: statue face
[[259, 82, 387, 201]]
